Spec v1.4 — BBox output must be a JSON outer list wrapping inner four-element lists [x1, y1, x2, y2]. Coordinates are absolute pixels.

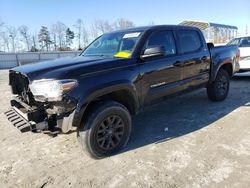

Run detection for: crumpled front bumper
[[5, 98, 76, 135]]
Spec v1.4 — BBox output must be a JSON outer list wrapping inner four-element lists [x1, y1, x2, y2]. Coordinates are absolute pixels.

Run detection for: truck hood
[[12, 56, 130, 80]]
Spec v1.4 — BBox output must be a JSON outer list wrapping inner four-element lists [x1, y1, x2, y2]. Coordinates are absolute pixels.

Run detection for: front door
[[139, 29, 183, 105]]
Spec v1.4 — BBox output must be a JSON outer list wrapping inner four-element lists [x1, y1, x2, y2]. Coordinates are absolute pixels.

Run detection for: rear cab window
[[176, 30, 203, 54]]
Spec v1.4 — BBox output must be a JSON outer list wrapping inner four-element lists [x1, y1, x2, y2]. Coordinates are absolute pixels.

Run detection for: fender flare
[[211, 60, 233, 82], [72, 83, 139, 129]]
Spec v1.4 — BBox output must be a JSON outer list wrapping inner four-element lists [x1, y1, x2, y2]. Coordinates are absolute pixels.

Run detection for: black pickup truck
[[5, 25, 240, 158]]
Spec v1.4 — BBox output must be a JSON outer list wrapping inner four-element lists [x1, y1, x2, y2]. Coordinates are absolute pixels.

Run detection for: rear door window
[[177, 30, 203, 54]]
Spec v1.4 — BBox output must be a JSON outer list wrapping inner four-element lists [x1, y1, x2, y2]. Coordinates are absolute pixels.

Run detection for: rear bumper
[[5, 98, 76, 134]]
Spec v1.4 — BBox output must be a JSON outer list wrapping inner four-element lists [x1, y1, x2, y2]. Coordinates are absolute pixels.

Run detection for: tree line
[[0, 18, 135, 52]]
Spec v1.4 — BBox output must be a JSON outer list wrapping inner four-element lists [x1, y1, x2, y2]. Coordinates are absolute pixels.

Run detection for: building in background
[[179, 20, 238, 44]]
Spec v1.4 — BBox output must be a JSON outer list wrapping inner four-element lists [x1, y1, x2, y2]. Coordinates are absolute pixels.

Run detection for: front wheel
[[78, 101, 132, 159], [207, 69, 230, 101]]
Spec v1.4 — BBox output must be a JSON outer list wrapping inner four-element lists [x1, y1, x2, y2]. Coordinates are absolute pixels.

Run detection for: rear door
[[139, 29, 183, 105], [175, 29, 210, 87]]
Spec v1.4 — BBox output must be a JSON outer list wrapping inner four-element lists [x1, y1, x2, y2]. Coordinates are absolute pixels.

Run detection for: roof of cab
[[108, 25, 200, 33]]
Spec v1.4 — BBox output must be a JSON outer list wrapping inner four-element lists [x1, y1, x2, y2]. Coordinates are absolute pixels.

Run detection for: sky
[[0, 0, 250, 35]]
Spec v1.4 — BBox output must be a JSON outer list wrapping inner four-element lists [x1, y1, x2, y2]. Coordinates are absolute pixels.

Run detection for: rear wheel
[[207, 69, 230, 101], [78, 101, 131, 159]]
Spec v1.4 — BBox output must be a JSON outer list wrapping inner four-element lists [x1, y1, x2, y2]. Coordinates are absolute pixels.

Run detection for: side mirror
[[141, 46, 165, 59], [207, 42, 214, 49]]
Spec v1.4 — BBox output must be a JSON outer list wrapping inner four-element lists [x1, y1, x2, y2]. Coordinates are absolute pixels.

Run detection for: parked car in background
[[228, 36, 250, 72]]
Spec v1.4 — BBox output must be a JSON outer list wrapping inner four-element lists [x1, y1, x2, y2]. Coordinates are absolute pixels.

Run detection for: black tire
[[78, 100, 131, 159], [207, 69, 230, 101]]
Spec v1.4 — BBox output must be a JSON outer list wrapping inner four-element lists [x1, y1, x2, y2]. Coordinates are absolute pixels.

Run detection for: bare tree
[[50, 24, 58, 50], [94, 20, 114, 34], [93, 18, 135, 36], [53, 21, 67, 50], [115, 18, 135, 30], [30, 33, 39, 52], [82, 27, 90, 48], [73, 19, 91, 50], [18, 25, 31, 51], [0, 31, 10, 52], [0, 19, 5, 51], [90, 23, 99, 39], [6, 26, 18, 52]]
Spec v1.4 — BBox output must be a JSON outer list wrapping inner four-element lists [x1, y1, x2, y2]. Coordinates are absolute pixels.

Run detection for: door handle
[[174, 61, 182, 67]]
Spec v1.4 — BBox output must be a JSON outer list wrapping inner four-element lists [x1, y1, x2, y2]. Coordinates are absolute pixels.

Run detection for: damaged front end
[[5, 70, 78, 135]]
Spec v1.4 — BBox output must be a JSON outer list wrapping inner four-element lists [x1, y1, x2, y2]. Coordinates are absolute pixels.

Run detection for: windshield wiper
[[83, 54, 111, 57]]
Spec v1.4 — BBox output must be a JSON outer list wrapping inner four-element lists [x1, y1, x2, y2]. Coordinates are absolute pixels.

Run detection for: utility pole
[[246, 25, 248, 35]]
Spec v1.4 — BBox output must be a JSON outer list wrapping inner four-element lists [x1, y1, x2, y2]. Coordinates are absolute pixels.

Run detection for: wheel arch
[[212, 61, 233, 82], [73, 84, 139, 131]]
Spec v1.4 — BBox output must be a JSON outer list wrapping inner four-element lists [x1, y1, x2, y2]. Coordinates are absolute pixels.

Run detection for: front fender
[[72, 82, 139, 129]]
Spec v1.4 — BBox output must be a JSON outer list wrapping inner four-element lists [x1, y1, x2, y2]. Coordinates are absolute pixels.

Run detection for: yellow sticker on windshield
[[114, 51, 131, 58]]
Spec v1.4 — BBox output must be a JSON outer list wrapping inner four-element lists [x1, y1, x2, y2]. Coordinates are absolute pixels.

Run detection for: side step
[[4, 108, 33, 133]]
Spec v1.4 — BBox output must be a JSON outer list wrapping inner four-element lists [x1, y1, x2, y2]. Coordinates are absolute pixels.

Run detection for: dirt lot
[[0, 70, 250, 188]]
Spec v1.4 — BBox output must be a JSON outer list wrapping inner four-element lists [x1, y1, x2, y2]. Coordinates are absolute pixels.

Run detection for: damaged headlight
[[29, 79, 78, 102]]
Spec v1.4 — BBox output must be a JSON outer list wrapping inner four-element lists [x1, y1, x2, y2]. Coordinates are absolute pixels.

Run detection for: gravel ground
[[0, 70, 250, 188]]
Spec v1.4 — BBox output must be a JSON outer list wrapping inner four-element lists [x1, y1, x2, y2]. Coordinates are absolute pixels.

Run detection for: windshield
[[82, 31, 143, 58]]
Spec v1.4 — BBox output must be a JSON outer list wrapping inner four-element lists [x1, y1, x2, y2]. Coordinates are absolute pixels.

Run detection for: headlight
[[29, 79, 78, 102]]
